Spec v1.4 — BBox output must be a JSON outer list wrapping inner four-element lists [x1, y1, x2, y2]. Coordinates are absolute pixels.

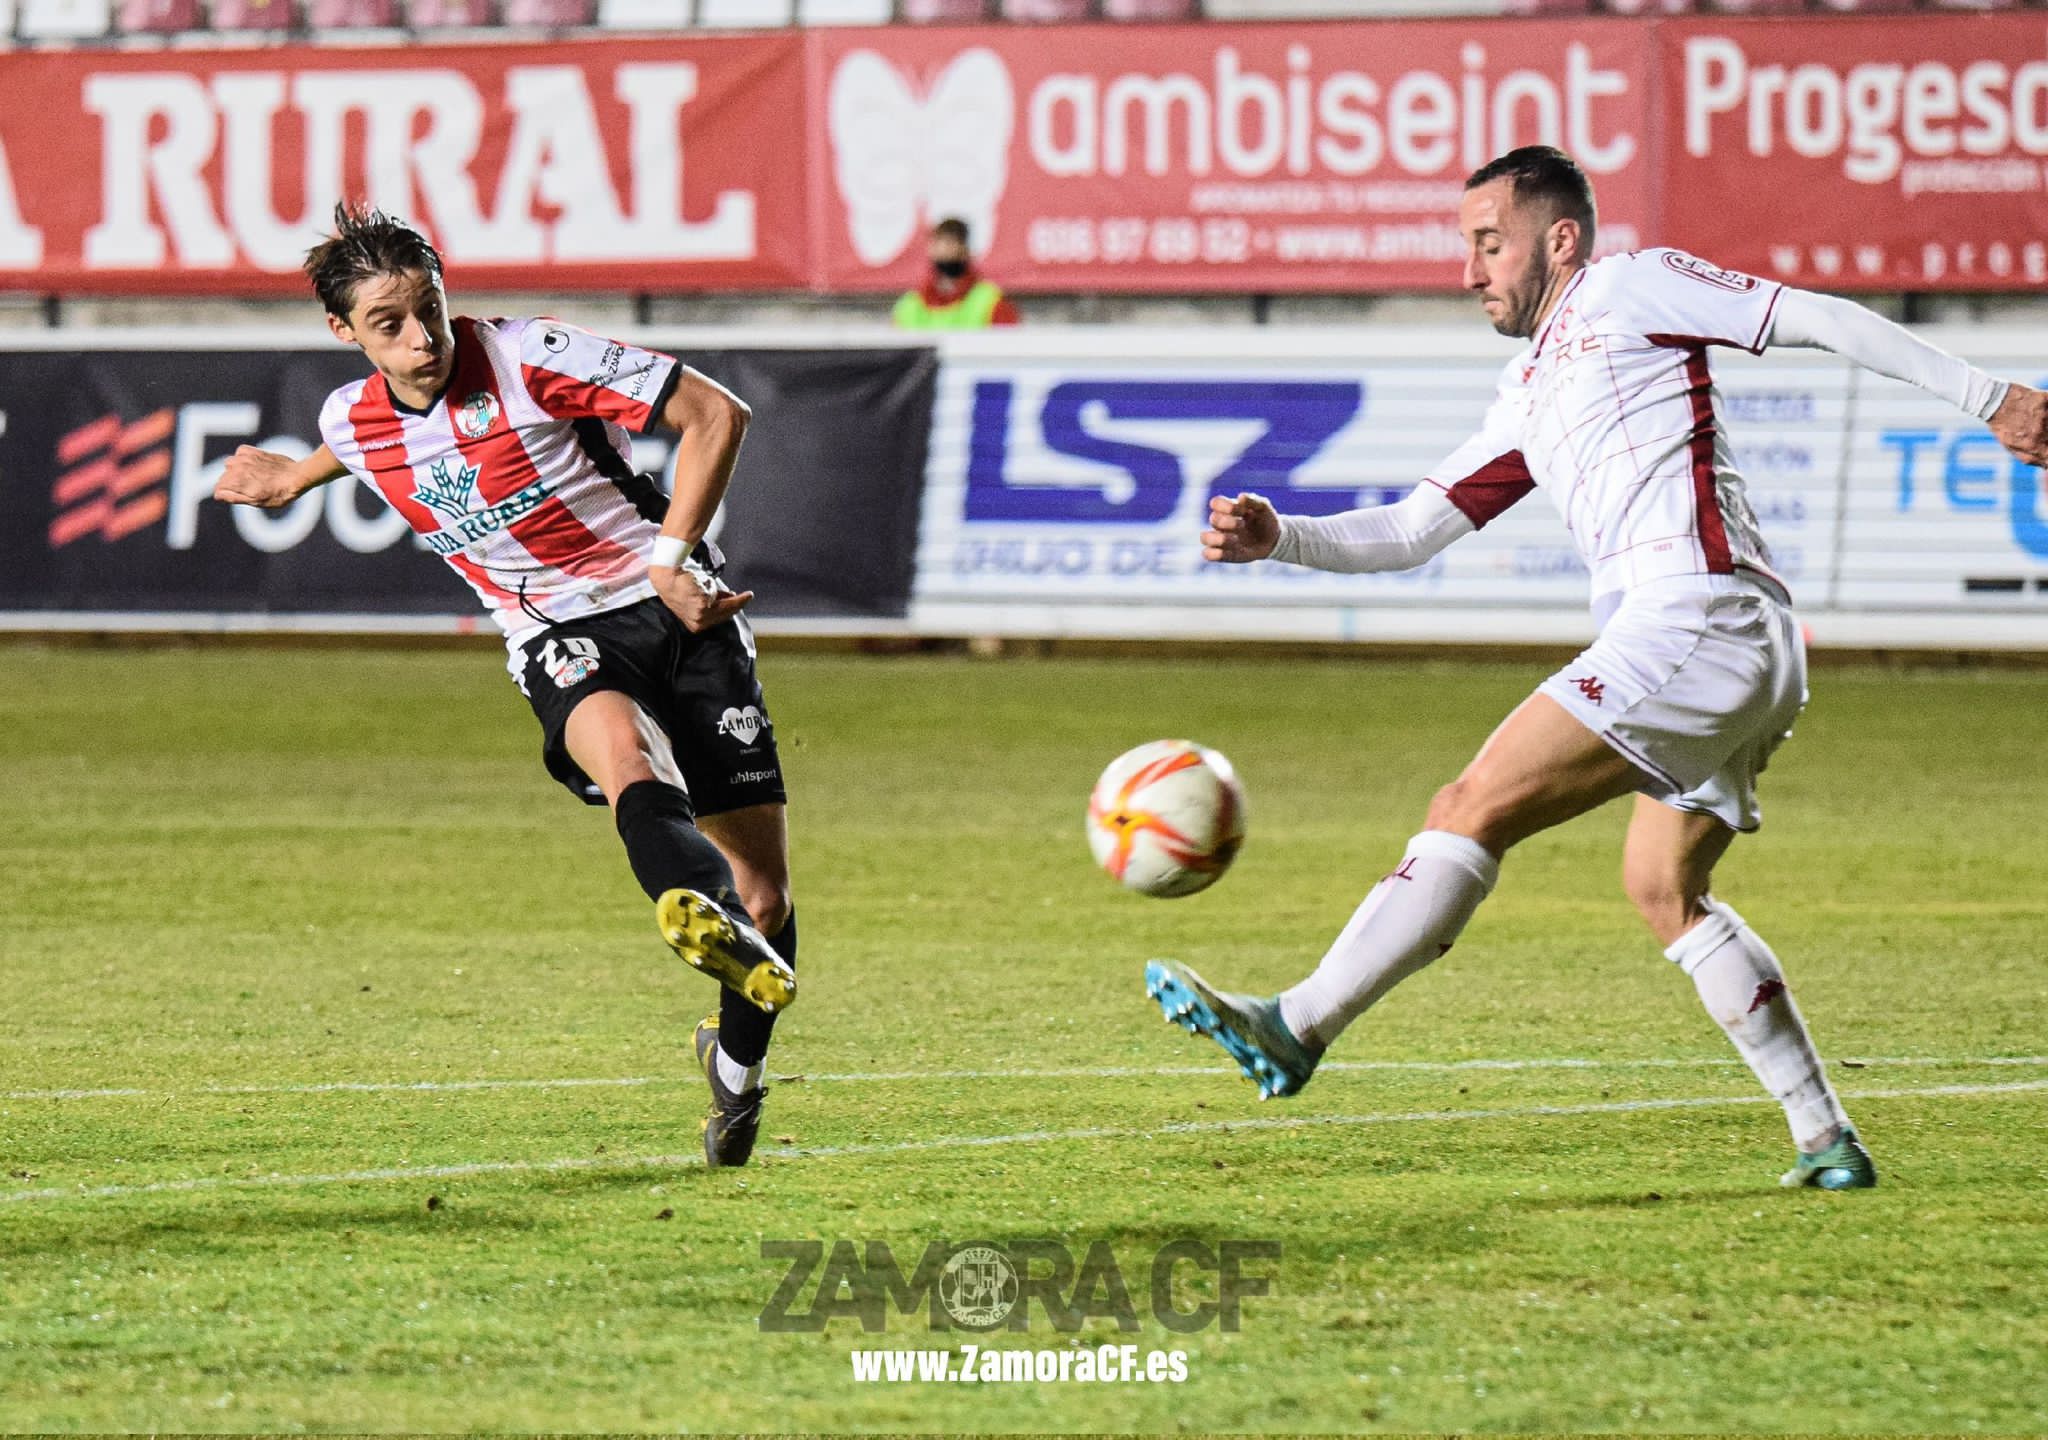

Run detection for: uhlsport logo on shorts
[[717, 705, 767, 745], [454, 391, 501, 439], [541, 636, 601, 689]]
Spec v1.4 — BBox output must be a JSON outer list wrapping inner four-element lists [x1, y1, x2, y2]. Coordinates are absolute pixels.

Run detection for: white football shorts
[[1539, 574, 1808, 832]]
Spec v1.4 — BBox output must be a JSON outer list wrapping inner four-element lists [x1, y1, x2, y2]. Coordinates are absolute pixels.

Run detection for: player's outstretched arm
[[1768, 289, 2047, 465], [648, 367, 754, 632], [213, 443, 346, 508], [1205, 487, 1477, 574]]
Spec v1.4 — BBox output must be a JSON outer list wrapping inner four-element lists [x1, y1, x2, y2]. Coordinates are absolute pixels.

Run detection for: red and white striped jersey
[[319, 315, 680, 653], [1424, 248, 1788, 609]]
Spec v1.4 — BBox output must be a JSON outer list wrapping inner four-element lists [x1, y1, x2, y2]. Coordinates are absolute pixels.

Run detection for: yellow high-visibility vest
[[893, 280, 1006, 330]]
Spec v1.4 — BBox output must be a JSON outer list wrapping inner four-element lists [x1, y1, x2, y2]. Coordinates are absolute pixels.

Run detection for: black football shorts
[[514, 593, 787, 816]]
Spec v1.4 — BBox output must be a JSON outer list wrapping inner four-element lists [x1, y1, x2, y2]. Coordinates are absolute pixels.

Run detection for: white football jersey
[[1424, 248, 1788, 607], [320, 316, 679, 653]]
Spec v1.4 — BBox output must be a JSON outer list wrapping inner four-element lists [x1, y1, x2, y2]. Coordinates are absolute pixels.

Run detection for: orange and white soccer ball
[[1086, 740, 1247, 898]]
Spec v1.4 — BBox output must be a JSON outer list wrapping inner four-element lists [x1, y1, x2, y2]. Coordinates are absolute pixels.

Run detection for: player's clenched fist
[[651, 559, 753, 634], [214, 445, 315, 509], [1203, 492, 1281, 564], [1990, 384, 2048, 469]]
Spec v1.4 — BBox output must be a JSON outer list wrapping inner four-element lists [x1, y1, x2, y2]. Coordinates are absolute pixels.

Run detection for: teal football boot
[[1145, 959, 1323, 1099], [1779, 1125, 1877, 1190]]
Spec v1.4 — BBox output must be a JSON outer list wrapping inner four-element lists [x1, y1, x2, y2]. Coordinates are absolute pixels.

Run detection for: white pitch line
[[4, 1078, 2044, 1208], [7, 1053, 2048, 1104]]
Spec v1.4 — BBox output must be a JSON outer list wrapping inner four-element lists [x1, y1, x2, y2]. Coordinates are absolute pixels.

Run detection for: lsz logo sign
[[49, 410, 175, 547]]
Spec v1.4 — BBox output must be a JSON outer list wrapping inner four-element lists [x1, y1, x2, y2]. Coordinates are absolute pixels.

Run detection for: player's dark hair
[[932, 216, 970, 245], [1465, 145, 1597, 251], [303, 202, 444, 320]]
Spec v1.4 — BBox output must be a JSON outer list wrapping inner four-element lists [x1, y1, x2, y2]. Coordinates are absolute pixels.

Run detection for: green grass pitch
[[3, 641, 2045, 1433]]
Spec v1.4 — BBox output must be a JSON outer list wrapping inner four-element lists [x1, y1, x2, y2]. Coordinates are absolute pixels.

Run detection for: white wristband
[[649, 535, 687, 569]]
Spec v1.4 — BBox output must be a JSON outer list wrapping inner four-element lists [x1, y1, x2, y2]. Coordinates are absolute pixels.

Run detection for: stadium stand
[[498, 0, 593, 24], [209, 0, 295, 31], [695, 0, 794, 25], [796, 0, 893, 21], [900, 0, 990, 19], [18, 0, 110, 37], [405, 0, 491, 25], [6, 0, 2047, 49], [115, 0, 202, 31], [306, 0, 398, 24]]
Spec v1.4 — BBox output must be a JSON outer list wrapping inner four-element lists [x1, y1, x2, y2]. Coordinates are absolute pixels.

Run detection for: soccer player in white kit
[[214, 205, 800, 1167], [1147, 147, 2048, 1189]]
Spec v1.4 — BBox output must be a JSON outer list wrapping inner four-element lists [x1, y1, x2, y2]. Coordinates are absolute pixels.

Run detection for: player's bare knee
[[740, 881, 792, 937], [1424, 779, 1515, 853], [1624, 863, 1706, 945]]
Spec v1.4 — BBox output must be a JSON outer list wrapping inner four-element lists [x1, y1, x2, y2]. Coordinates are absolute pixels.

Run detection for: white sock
[[716, 1043, 764, 1094], [1666, 897, 1849, 1152], [1278, 830, 1500, 1050]]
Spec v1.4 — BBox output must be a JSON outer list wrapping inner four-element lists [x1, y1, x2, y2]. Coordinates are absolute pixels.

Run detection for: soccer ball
[[1086, 740, 1246, 898]]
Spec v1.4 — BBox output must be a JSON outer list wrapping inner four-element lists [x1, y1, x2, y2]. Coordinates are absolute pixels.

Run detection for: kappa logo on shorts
[[1571, 675, 1606, 706], [717, 705, 767, 746], [454, 390, 501, 439], [541, 636, 601, 689]]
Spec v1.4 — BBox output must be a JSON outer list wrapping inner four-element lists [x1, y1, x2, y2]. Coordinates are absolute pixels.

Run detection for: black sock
[[718, 906, 795, 1069], [612, 780, 747, 925]]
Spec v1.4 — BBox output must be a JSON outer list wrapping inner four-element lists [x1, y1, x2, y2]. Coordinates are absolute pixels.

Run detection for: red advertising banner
[[810, 20, 1657, 293], [1661, 14, 2048, 291], [0, 35, 812, 294], [2, 17, 2044, 296]]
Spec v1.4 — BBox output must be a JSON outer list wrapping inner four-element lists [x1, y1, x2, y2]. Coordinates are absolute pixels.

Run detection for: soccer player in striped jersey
[[1148, 147, 2048, 1190], [214, 204, 795, 1167]]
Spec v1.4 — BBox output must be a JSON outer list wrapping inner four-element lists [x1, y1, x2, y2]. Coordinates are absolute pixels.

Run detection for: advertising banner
[[1661, 14, 2048, 290], [909, 329, 2048, 648], [7, 18, 2048, 296], [0, 36, 812, 295], [0, 335, 935, 625], [810, 20, 1655, 294]]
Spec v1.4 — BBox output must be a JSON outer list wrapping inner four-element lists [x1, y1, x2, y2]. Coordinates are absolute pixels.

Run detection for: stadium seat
[[114, 0, 200, 30], [500, 0, 591, 22], [210, 0, 295, 29], [18, 0, 111, 37], [1000, 0, 1089, 17], [1501, 0, 1593, 12], [307, 0, 397, 22], [595, 0, 685, 26], [1703, 0, 1807, 12], [1101, 0, 1193, 15], [796, 0, 889, 21], [901, 0, 989, 20], [406, 0, 492, 24], [695, 0, 792, 23], [1810, 0, 1916, 10], [1926, 0, 2022, 10]]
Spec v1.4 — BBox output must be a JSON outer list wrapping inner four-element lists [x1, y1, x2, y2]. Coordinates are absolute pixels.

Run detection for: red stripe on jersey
[[347, 378, 439, 532], [519, 359, 660, 432], [446, 551, 519, 606], [447, 319, 641, 580], [1679, 347, 1734, 574], [1437, 451, 1535, 529], [513, 496, 645, 579]]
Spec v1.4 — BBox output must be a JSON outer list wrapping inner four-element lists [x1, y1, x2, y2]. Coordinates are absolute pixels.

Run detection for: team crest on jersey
[[540, 636, 601, 689], [412, 458, 479, 520], [454, 390, 501, 439], [717, 705, 767, 746], [1662, 251, 1758, 293]]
